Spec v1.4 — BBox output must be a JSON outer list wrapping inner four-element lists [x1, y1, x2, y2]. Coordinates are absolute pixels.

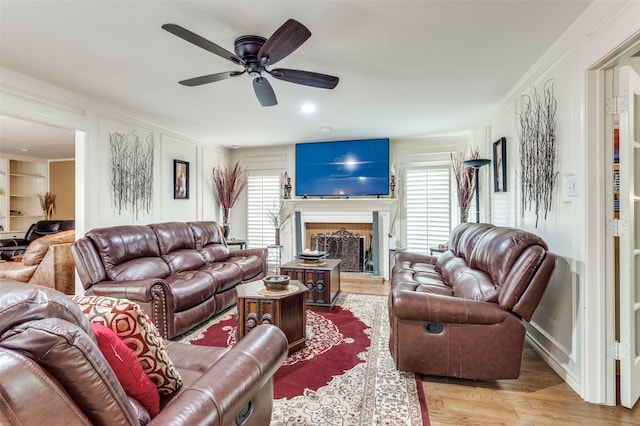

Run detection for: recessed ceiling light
[[320, 126, 332, 133], [17, 148, 30, 152], [301, 103, 316, 113]]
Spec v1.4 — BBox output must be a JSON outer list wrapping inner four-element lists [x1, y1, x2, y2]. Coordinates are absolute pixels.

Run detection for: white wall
[[0, 69, 229, 293], [472, 0, 640, 403]]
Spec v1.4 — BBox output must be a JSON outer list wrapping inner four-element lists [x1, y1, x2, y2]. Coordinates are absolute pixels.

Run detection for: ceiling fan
[[162, 19, 339, 107]]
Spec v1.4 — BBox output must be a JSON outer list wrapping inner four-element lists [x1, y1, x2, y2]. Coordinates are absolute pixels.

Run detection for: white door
[[618, 65, 640, 409]]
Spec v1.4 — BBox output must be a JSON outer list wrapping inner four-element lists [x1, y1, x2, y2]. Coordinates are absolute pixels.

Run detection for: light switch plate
[[566, 175, 579, 197]]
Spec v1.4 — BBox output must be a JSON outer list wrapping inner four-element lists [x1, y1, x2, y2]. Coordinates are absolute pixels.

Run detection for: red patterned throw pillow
[[72, 295, 182, 395], [91, 323, 160, 417]]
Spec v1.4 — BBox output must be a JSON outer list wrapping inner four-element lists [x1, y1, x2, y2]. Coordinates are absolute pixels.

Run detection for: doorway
[[0, 114, 84, 293], [587, 38, 640, 408]]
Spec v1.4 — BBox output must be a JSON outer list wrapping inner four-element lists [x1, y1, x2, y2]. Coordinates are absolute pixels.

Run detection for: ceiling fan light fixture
[[163, 19, 338, 107]]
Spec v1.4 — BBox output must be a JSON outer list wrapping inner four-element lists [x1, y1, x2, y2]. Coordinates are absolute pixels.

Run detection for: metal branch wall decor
[[518, 80, 558, 228], [109, 131, 154, 219]]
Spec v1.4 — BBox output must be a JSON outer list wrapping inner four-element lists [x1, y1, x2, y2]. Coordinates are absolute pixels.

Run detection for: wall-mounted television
[[295, 138, 390, 197]]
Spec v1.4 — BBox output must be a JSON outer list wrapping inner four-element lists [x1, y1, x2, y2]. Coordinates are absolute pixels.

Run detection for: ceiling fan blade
[[179, 71, 244, 87], [257, 19, 311, 66], [162, 23, 244, 65], [269, 68, 339, 89], [253, 77, 277, 107]]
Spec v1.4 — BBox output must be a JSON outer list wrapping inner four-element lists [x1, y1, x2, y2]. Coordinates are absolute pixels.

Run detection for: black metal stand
[[464, 159, 491, 223]]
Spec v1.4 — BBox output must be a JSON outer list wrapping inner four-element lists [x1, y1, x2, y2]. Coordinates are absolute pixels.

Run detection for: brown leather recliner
[[388, 223, 556, 380], [0, 219, 75, 261], [0, 230, 75, 294], [0, 281, 288, 425], [72, 221, 267, 339]]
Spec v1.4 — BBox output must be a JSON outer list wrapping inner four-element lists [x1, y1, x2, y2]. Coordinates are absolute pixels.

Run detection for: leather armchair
[[0, 230, 75, 294], [0, 281, 288, 425], [0, 219, 75, 261]]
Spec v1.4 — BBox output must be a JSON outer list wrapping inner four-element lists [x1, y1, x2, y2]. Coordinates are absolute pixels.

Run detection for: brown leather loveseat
[[71, 221, 266, 339], [388, 222, 556, 380], [0, 281, 288, 425]]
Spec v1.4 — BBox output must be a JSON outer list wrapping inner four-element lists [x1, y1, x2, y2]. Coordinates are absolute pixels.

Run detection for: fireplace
[[282, 198, 394, 280], [309, 227, 371, 272]]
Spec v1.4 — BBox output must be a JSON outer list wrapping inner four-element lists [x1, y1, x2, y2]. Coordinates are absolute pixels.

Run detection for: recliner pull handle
[[424, 322, 443, 334], [236, 400, 252, 424]]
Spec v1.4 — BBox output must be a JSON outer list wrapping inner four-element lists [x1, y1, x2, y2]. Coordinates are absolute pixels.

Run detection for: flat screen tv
[[295, 138, 390, 197]]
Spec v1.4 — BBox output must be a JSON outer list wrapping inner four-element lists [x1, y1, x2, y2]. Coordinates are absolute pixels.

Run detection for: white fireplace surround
[[281, 198, 395, 280]]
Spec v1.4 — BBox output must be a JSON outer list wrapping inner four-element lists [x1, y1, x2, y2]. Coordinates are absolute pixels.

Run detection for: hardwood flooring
[[340, 275, 639, 425]]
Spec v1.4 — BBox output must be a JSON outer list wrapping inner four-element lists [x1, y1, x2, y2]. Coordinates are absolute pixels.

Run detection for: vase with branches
[[265, 200, 296, 245], [451, 148, 478, 223], [38, 192, 56, 220], [212, 162, 248, 236]]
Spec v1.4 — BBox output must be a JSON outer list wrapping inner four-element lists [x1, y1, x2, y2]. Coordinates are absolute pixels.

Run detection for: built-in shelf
[[0, 158, 48, 233], [9, 173, 45, 179]]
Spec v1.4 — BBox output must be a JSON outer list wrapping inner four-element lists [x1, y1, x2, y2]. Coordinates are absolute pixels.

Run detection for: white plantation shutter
[[247, 174, 281, 248], [405, 167, 451, 254]]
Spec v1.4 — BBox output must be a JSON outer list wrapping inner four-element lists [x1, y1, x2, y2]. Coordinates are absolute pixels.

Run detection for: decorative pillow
[[91, 323, 160, 417], [72, 295, 182, 395]]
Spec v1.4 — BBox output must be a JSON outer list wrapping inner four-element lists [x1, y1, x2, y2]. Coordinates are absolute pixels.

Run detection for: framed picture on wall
[[493, 137, 507, 192], [174, 160, 189, 199]]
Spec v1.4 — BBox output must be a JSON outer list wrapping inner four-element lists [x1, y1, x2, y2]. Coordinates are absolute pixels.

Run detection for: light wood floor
[[340, 275, 639, 425]]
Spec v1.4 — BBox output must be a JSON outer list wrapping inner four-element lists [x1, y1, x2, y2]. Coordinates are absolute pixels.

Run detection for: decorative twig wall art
[[109, 131, 154, 219], [518, 80, 558, 228]]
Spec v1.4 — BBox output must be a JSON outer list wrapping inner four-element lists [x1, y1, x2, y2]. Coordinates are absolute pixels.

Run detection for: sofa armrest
[[0, 238, 29, 249], [87, 279, 170, 302], [231, 247, 267, 259], [394, 251, 438, 266], [391, 289, 510, 325], [153, 324, 288, 425], [87, 279, 173, 338]]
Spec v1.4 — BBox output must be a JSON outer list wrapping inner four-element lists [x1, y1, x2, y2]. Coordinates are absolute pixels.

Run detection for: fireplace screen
[[311, 228, 367, 272]]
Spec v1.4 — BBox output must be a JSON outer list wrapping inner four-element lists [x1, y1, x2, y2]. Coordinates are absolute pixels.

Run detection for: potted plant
[[212, 162, 248, 237], [450, 149, 478, 223], [265, 200, 296, 245], [38, 192, 56, 220]]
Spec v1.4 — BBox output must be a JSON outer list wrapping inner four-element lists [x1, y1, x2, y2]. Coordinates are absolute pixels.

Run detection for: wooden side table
[[429, 246, 446, 256], [280, 258, 341, 310], [236, 279, 307, 354], [227, 239, 247, 250]]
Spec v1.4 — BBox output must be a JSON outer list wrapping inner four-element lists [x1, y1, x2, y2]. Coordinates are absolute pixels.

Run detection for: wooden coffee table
[[236, 279, 307, 354], [280, 258, 341, 310]]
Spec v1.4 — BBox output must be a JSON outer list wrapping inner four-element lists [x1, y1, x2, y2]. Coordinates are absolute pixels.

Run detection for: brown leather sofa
[[0, 281, 288, 425], [0, 229, 75, 294], [0, 219, 75, 261], [71, 221, 266, 339], [388, 222, 557, 380]]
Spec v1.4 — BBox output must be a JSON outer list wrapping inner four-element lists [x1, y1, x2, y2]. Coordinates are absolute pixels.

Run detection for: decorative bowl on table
[[295, 250, 328, 261], [262, 275, 290, 291]]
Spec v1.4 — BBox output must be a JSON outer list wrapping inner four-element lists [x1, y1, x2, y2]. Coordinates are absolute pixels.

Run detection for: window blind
[[246, 174, 281, 248], [405, 167, 451, 254]]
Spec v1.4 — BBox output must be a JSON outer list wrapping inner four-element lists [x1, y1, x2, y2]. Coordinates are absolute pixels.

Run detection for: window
[[405, 167, 451, 254], [246, 174, 281, 248]]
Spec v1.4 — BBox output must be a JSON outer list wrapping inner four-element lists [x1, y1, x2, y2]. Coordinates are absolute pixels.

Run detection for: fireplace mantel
[[281, 197, 396, 280], [284, 198, 396, 213]]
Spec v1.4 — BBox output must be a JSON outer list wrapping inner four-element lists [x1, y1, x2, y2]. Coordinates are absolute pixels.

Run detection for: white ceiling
[[0, 1, 592, 159]]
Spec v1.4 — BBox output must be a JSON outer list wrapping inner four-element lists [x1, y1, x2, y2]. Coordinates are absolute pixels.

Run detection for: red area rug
[[178, 293, 429, 425]]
